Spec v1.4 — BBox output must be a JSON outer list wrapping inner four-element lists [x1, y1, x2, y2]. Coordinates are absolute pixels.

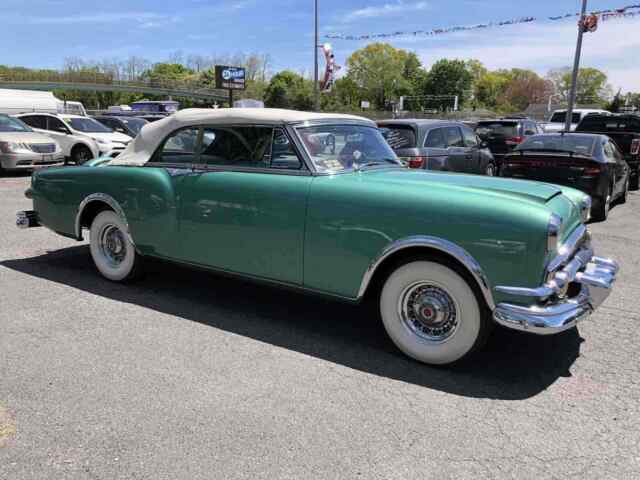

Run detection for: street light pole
[[565, 0, 588, 132], [314, 0, 320, 112]]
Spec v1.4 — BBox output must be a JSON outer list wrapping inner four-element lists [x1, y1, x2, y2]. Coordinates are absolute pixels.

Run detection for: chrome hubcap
[[99, 224, 127, 267], [399, 283, 459, 342]]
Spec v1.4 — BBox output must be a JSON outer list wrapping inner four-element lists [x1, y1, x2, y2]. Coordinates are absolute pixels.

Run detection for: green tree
[[142, 63, 193, 84], [264, 71, 313, 110], [422, 59, 473, 109], [559, 67, 611, 105], [345, 43, 417, 109]]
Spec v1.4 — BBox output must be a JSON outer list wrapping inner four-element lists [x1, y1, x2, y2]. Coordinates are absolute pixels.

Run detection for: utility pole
[[314, 0, 320, 112], [565, 0, 588, 132]]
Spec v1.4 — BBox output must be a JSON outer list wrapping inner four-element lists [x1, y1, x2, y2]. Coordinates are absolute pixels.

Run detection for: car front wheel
[[89, 210, 143, 282], [72, 145, 94, 165], [379, 259, 489, 365]]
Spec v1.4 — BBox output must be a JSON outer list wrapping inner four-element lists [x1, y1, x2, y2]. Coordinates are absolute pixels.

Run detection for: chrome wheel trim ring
[[98, 223, 127, 268], [398, 281, 460, 343]]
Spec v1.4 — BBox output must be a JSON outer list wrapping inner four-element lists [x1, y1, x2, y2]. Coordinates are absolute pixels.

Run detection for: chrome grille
[[29, 143, 56, 154]]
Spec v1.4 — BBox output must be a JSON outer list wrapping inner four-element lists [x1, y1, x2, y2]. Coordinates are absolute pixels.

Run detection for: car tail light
[[583, 165, 602, 176], [505, 136, 524, 146], [632, 139, 640, 155], [408, 156, 427, 169]]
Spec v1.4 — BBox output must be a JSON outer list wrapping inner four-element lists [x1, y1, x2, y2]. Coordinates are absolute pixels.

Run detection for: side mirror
[[56, 127, 69, 134], [115, 127, 126, 133], [480, 141, 489, 149]]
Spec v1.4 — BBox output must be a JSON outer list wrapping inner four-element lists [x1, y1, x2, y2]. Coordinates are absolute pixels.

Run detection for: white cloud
[[343, 1, 429, 23], [26, 12, 173, 25], [405, 16, 640, 92]]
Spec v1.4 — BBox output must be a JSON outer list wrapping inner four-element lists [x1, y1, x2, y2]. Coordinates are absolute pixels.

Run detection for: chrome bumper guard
[[493, 241, 619, 335], [16, 210, 40, 229]]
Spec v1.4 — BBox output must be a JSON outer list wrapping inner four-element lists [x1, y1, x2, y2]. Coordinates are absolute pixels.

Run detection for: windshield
[[121, 118, 148, 135], [550, 112, 581, 124], [517, 135, 595, 155], [476, 122, 518, 137], [296, 125, 401, 172], [379, 125, 417, 149], [64, 117, 113, 133], [0, 115, 32, 133]]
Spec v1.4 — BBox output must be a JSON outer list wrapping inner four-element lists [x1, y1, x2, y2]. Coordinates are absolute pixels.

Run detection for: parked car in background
[[378, 119, 497, 176], [544, 109, 610, 132], [93, 115, 149, 138], [475, 118, 543, 172], [17, 108, 619, 366], [16, 113, 132, 163], [575, 113, 640, 190], [0, 114, 64, 174], [501, 133, 630, 221], [0, 88, 60, 115], [130, 100, 179, 115]]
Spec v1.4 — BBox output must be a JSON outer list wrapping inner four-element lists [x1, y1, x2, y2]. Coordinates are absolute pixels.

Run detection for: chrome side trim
[[357, 236, 495, 310], [74, 193, 133, 245]]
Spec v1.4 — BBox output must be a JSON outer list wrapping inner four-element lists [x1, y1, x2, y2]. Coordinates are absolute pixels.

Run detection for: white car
[[544, 109, 610, 133], [15, 113, 133, 164], [0, 114, 64, 173]]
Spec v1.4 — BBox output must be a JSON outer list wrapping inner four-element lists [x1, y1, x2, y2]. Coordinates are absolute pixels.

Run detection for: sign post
[[215, 66, 247, 107]]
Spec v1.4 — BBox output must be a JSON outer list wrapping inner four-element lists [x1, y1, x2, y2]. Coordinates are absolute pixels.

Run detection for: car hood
[[361, 168, 564, 205], [79, 132, 132, 144], [0, 131, 58, 144]]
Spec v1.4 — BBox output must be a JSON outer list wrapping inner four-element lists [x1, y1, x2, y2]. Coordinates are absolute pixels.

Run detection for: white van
[[0, 89, 60, 115], [544, 108, 610, 132]]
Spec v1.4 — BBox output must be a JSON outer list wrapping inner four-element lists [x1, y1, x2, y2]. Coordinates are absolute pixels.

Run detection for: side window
[[424, 128, 447, 148], [445, 127, 464, 147], [200, 126, 273, 168], [47, 117, 69, 133], [270, 128, 302, 170], [461, 127, 478, 147], [20, 115, 46, 129], [524, 122, 537, 136], [603, 141, 615, 161], [153, 127, 200, 165]]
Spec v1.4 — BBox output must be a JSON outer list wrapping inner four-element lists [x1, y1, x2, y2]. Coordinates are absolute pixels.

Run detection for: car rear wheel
[[72, 145, 93, 165], [630, 171, 639, 191], [89, 211, 143, 282], [485, 162, 496, 177], [379, 260, 489, 365], [619, 177, 629, 205], [593, 185, 612, 221]]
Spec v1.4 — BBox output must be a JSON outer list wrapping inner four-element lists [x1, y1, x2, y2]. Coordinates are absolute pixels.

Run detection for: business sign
[[215, 66, 246, 90]]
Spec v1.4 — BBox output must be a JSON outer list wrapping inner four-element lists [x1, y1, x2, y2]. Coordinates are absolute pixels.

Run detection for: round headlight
[[547, 213, 563, 252]]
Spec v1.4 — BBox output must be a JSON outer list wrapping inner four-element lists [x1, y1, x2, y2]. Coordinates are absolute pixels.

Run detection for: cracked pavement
[[1, 173, 639, 479]]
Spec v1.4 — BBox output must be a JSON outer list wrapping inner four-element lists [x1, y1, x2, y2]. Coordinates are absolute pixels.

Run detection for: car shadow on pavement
[[1, 245, 584, 401]]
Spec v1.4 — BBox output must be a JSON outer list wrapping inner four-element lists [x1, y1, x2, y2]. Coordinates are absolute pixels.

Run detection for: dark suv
[[475, 118, 543, 172], [378, 119, 497, 176], [575, 114, 640, 190]]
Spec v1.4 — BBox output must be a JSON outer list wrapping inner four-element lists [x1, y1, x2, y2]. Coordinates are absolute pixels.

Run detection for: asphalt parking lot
[[1, 172, 639, 480]]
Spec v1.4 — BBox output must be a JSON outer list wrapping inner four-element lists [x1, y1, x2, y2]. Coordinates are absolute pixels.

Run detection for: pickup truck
[[575, 114, 640, 190]]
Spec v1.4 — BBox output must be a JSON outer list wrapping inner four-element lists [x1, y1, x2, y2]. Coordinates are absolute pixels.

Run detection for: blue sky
[[1, 0, 639, 91]]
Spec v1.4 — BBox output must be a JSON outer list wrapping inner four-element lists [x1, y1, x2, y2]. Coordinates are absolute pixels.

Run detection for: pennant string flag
[[325, 4, 640, 41]]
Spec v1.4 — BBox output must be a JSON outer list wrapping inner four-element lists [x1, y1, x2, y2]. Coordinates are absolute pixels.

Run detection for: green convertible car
[[17, 109, 619, 365]]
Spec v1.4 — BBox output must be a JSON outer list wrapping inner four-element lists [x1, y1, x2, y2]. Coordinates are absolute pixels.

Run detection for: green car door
[[174, 125, 312, 285]]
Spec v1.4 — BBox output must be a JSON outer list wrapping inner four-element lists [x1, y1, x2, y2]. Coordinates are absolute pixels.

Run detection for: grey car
[[378, 119, 497, 176]]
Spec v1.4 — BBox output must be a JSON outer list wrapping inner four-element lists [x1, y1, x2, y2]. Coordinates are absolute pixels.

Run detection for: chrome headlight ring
[[580, 196, 592, 223], [547, 213, 563, 253]]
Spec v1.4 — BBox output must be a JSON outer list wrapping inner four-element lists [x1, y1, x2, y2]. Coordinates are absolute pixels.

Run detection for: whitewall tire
[[380, 260, 486, 365], [89, 210, 141, 282]]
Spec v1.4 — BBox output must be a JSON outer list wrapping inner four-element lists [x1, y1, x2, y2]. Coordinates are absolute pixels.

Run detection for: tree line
[[0, 44, 637, 113]]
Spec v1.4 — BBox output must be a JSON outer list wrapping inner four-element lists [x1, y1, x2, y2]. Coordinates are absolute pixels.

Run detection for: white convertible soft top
[[110, 108, 374, 166]]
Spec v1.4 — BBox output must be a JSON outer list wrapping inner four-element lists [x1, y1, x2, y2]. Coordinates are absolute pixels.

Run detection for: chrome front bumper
[[493, 236, 619, 335]]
